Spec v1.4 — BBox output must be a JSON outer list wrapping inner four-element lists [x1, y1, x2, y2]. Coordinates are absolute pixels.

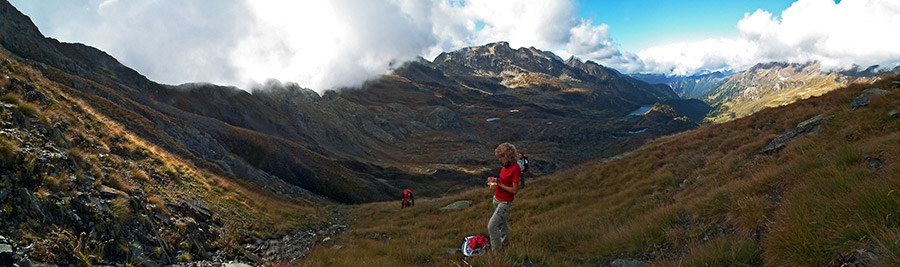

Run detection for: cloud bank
[[635, 0, 900, 75], [10, 0, 900, 91]]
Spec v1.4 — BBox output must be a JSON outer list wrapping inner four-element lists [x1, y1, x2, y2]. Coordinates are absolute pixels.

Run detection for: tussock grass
[[303, 76, 900, 265], [0, 52, 326, 264], [0, 93, 21, 104]]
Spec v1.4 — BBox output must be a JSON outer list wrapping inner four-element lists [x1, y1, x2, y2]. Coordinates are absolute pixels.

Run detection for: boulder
[[181, 199, 211, 221], [439, 200, 473, 210], [87, 196, 109, 213], [761, 114, 834, 153], [98, 185, 123, 199], [851, 88, 890, 108], [861, 157, 884, 171], [245, 253, 262, 264], [888, 110, 899, 117], [425, 106, 459, 130], [0, 244, 12, 266]]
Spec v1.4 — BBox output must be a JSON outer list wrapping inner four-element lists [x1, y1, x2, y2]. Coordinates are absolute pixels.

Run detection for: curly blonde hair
[[494, 142, 518, 167]]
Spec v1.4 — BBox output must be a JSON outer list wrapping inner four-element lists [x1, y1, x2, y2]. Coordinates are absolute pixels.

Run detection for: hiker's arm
[[499, 182, 518, 194]]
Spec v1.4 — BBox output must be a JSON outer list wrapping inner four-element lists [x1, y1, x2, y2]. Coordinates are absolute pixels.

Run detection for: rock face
[[851, 88, 890, 108], [761, 114, 834, 153]]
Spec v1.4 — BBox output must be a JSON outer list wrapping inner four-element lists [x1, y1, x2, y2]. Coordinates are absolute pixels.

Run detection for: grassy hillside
[[0, 48, 324, 265], [302, 76, 900, 266]]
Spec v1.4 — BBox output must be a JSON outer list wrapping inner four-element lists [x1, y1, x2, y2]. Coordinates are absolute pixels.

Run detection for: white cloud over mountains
[[10, 0, 900, 91], [635, 0, 900, 75]]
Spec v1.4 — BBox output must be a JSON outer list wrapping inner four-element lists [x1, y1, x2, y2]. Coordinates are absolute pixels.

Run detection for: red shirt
[[494, 164, 520, 202]]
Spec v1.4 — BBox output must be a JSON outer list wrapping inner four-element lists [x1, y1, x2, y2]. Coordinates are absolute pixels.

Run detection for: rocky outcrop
[[850, 88, 890, 108], [761, 114, 834, 153], [425, 106, 459, 129], [242, 209, 348, 264]]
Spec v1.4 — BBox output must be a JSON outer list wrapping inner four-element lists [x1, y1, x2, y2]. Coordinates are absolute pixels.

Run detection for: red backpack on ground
[[461, 235, 489, 257]]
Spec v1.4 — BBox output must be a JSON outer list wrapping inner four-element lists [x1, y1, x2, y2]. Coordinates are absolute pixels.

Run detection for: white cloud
[[12, 0, 899, 91], [232, 0, 439, 90], [10, 0, 634, 92], [636, 0, 900, 75]]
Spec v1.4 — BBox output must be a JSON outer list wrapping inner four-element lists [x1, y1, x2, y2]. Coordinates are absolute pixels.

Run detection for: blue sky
[[577, 0, 796, 51], [9, 0, 899, 90]]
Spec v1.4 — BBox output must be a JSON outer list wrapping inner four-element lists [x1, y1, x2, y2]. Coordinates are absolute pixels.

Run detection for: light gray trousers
[[488, 197, 513, 250]]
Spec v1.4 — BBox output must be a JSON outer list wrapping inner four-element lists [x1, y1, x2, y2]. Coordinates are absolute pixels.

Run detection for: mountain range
[[632, 62, 898, 123]]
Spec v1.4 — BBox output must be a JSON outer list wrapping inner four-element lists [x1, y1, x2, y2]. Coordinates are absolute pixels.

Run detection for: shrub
[[176, 252, 192, 262], [109, 196, 133, 222], [16, 102, 39, 117], [0, 137, 17, 165], [148, 195, 169, 215], [1, 93, 20, 104], [104, 172, 132, 193]]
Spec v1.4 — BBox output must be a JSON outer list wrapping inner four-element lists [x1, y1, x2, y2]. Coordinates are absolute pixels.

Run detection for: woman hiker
[[486, 142, 520, 251]]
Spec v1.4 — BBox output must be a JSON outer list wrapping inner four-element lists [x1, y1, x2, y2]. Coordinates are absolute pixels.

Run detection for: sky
[[8, 0, 900, 92]]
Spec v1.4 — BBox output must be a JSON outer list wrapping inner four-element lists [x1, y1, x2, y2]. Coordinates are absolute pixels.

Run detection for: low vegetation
[[0, 52, 324, 265], [303, 76, 900, 266]]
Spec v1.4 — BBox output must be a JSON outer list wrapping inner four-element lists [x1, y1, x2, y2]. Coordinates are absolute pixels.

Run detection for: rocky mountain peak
[[432, 42, 566, 77], [748, 61, 819, 73]]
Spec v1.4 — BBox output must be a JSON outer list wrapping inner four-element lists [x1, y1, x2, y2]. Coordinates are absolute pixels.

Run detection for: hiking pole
[[462, 257, 473, 267]]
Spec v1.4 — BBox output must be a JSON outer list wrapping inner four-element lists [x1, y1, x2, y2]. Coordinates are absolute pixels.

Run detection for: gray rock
[[610, 259, 645, 267], [97, 185, 122, 199], [0, 244, 12, 266], [861, 157, 883, 171], [889, 110, 899, 117], [182, 199, 211, 221], [425, 106, 459, 129], [330, 245, 343, 250], [439, 200, 473, 210], [761, 114, 834, 153], [851, 88, 890, 107], [245, 253, 262, 264], [88, 196, 108, 213]]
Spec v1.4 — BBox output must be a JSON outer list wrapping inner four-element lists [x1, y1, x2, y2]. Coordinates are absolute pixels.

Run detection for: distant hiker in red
[[486, 142, 520, 250], [401, 189, 414, 208]]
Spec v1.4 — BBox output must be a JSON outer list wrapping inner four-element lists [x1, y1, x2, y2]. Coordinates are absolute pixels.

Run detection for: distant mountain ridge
[[701, 61, 879, 122], [631, 71, 731, 99], [632, 61, 893, 123]]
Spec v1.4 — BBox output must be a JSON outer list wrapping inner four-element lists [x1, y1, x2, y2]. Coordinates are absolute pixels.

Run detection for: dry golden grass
[[0, 51, 325, 263], [302, 76, 900, 266]]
